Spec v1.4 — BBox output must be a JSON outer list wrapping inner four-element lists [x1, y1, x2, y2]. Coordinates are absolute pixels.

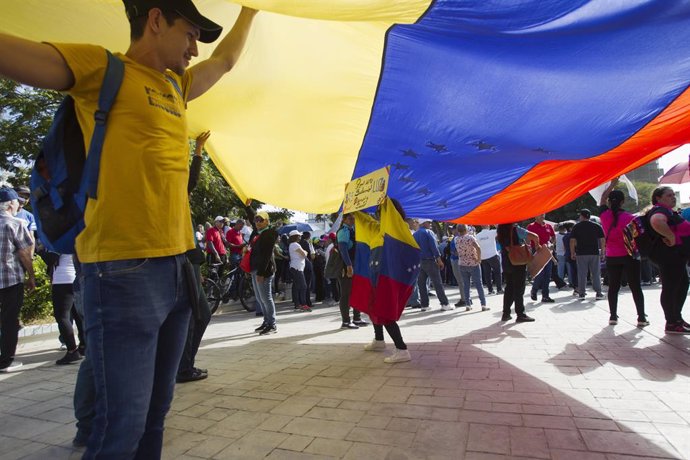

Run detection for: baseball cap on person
[[288, 230, 301, 237], [255, 211, 270, 222], [0, 187, 19, 203], [13, 185, 30, 196], [123, 0, 223, 43], [579, 209, 591, 218], [214, 215, 225, 222]]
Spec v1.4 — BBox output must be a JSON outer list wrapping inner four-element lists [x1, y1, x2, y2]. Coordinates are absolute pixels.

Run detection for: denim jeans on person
[[418, 259, 449, 307], [459, 264, 486, 306], [290, 268, 308, 307], [72, 271, 95, 447], [449, 261, 467, 302], [531, 259, 553, 298], [251, 271, 276, 326], [576, 255, 602, 296], [81, 255, 191, 460]]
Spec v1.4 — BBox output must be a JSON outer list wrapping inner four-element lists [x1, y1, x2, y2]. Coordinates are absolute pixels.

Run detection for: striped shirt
[[0, 213, 33, 289]]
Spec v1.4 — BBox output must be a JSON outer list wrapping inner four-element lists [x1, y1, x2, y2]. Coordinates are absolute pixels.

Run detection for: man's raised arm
[[0, 33, 74, 91], [187, 6, 257, 101]]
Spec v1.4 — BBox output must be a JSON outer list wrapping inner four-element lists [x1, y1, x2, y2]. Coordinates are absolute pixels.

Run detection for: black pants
[[303, 259, 314, 307], [290, 268, 308, 307], [338, 275, 361, 323], [52, 283, 81, 351], [502, 263, 526, 316], [657, 258, 689, 324], [374, 322, 406, 350], [606, 256, 645, 320], [0, 283, 23, 367], [178, 263, 212, 376], [481, 255, 502, 291], [313, 261, 325, 301]]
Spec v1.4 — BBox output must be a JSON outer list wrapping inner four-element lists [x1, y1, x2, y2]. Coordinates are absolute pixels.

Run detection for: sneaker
[[595, 293, 606, 300], [0, 361, 23, 373], [516, 314, 535, 323], [259, 324, 277, 335], [408, 304, 422, 309], [572, 290, 580, 297], [497, 289, 504, 294], [454, 300, 466, 307], [465, 305, 472, 312], [530, 291, 537, 301], [665, 322, 690, 334], [637, 318, 650, 327], [501, 313, 512, 321], [579, 294, 585, 300], [383, 349, 411, 364], [541, 297, 555, 303], [364, 339, 386, 351], [176, 368, 209, 383], [341, 322, 359, 329], [481, 306, 490, 311], [608, 317, 618, 325], [353, 320, 370, 327], [420, 306, 428, 312], [194, 367, 208, 374], [254, 322, 267, 332], [441, 304, 454, 311], [487, 290, 495, 295], [56, 350, 83, 365], [299, 305, 312, 312]]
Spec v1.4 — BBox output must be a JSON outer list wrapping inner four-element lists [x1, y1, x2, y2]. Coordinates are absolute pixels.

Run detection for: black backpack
[[29, 50, 124, 254]]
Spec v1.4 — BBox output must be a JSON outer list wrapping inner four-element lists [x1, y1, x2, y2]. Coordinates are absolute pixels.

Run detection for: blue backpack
[[30, 51, 124, 254]]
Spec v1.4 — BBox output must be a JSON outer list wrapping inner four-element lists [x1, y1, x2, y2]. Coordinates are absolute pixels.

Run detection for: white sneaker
[[384, 349, 411, 364], [441, 304, 454, 311], [364, 339, 386, 351], [0, 361, 23, 373], [465, 305, 473, 312]]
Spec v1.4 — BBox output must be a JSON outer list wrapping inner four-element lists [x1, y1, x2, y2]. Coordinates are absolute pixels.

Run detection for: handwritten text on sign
[[343, 166, 390, 213]]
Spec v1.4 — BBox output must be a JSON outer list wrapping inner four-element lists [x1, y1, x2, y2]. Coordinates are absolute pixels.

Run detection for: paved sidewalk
[[1, 283, 689, 459]]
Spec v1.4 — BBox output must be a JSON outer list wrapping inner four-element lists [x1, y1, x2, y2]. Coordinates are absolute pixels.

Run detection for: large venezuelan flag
[[350, 198, 421, 324], [3, 1, 690, 222]]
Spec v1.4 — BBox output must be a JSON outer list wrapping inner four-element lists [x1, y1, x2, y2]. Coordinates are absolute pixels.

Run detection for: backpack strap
[[166, 75, 184, 99], [79, 50, 125, 202]]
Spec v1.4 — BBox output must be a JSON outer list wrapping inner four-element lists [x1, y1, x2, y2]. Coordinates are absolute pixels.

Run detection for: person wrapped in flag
[[350, 197, 421, 363]]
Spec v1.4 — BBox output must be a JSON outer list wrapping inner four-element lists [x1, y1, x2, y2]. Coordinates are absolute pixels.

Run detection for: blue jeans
[[251, 271, 276, 326], [531, 259, 553, 297], [459, 264, 486, 306], [72, 272, 95, 446], [81, 255, 191, 460], [290, 268, 308, 307], [418, 259, 449, 307]]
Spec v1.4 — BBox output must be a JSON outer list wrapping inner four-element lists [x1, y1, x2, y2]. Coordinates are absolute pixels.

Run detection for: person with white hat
[[288, 230, 311, 312]]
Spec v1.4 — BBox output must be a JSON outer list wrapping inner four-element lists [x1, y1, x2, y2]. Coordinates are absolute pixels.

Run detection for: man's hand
[[436, 257, 444, 269], [663, 234, 676, 247], [25, 274, 35, 292], [571, 254, 577, 261], [194, 131, 211, 156], [346, 265, 353, 278]]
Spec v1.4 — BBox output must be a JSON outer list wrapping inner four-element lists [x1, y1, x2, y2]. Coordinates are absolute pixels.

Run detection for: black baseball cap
[[124, 0, 223, 43]]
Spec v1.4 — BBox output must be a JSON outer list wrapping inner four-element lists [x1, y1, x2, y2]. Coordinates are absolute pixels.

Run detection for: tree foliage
[[0, 79, 62, 173]]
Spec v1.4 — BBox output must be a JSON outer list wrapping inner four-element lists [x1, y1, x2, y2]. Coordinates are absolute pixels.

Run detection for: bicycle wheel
[[203, 279, 222, 315], [239, 274, 256, 312]]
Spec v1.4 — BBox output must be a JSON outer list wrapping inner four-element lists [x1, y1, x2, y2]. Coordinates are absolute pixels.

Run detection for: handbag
[[506, 228, 532, 266], [528, 244, 555, 278]]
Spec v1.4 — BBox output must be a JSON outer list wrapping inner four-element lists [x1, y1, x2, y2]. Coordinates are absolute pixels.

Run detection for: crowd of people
[[0, 1, 689, 458]]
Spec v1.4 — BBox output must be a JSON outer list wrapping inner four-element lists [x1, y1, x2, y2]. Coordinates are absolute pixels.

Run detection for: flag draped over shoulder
[[350, 198, 421, 324]]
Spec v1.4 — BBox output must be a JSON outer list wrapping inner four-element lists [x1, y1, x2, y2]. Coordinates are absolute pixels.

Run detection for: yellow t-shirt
[[50, 43, 195, 263]]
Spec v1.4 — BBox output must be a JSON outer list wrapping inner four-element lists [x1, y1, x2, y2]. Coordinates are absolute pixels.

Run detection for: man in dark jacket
[[250, 211, 279, 335]]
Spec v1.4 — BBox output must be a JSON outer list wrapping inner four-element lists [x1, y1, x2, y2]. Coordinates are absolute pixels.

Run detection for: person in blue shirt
[[13, 186, 36, 234], [337, 213, 369, 328], [413, 220, 450, 311]]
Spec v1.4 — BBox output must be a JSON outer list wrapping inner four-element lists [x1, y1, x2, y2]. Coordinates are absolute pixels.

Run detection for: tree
[[0, 79, 62, 174]]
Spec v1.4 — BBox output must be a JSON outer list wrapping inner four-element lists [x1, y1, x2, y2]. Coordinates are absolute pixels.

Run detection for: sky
[[658, 145, 690, 203]]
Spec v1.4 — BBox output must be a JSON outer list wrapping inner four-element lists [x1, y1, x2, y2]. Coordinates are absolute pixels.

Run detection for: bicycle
[[203, 262, 255, 313]]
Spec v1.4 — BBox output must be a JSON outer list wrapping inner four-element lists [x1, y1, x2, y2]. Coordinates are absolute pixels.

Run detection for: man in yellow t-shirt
[[0, 1, 257, 458]]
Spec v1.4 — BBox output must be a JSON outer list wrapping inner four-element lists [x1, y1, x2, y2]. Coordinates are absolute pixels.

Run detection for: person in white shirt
[[51, 254, 84, 365], [476, 225, 502, 294], [288, 230, 311, 312]]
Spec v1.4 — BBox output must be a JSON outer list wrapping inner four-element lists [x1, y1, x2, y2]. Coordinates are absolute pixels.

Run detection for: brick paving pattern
[[1, 283, 688, 459]]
